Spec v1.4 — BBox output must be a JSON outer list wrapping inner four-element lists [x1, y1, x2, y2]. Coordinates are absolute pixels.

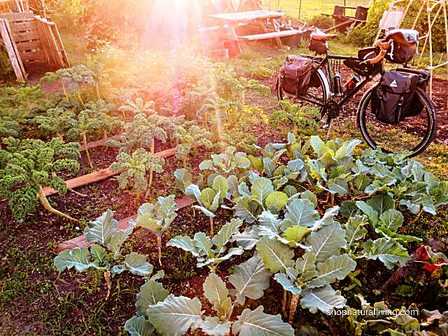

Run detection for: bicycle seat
[[310, 31, 337, 41], [384, 29, 419, 46]]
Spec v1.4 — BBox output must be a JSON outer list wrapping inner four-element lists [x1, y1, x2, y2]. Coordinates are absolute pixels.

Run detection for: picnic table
[[209, 9, 302, 50]]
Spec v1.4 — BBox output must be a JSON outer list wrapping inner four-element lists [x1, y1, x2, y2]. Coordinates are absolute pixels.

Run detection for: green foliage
[[199, 146, 251, 178], [108, 111, 176, 153], [346, 297, 448, 335], [42, 64, 97, 87], [0, 117, 21, 138], [0, 85, 47, 118], [308, 15, 335, 29], [167, 219, 246, 270], [140, 257, 292, 336], [110, 149, 165, 197], [175, 123, 214, 167], [348, 0, 446, 52], [0, 47, 13, 80], [0, 137, 80, 220], [134, 195, 177, 234], [54, 209, 160, 280], [32, 105, 78, 139], [269, 100, 319, 137]]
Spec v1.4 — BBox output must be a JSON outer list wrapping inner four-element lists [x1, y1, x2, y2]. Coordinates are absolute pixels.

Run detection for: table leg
[[270, 18, 283, 48], [228, 24, 242, 54]]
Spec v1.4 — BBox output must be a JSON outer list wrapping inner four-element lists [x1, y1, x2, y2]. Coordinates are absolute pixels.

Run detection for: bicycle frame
[[311, 54, 380, 109]]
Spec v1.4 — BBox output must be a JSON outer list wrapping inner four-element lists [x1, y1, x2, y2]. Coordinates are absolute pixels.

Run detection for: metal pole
[[298, 0, 302, 20]]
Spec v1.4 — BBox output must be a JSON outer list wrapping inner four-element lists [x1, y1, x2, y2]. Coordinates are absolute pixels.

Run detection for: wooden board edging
[[43, 147, 177, 197], [56, 196, 193, 252]]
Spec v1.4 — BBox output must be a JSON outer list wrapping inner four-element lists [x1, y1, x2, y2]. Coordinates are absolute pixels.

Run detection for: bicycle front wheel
[[357, 87, 437, 157]]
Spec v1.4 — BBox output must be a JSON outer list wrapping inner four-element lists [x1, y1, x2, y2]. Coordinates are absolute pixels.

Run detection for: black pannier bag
[[278, 55, 316, 96], [371, 70, 420, 124]]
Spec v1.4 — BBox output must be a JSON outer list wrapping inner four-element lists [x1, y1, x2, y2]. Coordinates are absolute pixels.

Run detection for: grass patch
[[261, 0, 370, 20]]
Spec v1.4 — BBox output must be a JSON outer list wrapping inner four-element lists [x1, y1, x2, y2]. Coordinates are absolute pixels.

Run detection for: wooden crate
[[0, 0, 29, 13], [0, 12, 68, 80]]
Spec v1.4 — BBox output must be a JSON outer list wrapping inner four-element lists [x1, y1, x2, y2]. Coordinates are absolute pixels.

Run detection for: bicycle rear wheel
[[276, 69, 329, 113], [357, 87, 437, 157]]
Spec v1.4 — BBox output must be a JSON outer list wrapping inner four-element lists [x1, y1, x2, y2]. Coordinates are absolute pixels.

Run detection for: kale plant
[[0, 137, 80, 221]]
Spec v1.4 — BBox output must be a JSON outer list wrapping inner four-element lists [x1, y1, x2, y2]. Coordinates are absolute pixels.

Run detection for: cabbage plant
[[167, 219, 246, 271], [54, 210, 155, 298], [141, 256, 294, 336], [132, 195, 178, 266], [185, 175, 229, 235]]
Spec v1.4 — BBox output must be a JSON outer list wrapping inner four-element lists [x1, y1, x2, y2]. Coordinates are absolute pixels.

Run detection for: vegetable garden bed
[[1, 42, 448, 336]]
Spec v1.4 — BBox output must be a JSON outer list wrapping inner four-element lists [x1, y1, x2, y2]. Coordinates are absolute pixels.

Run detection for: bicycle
[[276, 29, 437, 157]]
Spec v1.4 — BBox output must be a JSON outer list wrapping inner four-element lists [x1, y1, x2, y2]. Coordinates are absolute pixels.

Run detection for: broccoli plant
[[110, 149, 165, 201], [235, 176, 290, 224], [54, 210, 157, 298], [139, 256, 293, 336], [185, 175, 229, 235], [167, 218, 246, 271], [174, 123, 214, 167], [0, 137, 80, 221], [132, 195, 178, 266]]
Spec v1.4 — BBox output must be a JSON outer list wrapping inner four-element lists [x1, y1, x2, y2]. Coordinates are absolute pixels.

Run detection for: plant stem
[[288, 294, 299, 324], [96, 83, 102, 100], [151, 138, 155, 154], [156, 234, 162, 267], [104, 271, 112, 300], [282, 291, 289, 317], [209, 217, 214, 236], [144, 169, 153, 200], [82, 133, 93, 169], [37, 187, 78, 222], [61, 81, 68, 100]]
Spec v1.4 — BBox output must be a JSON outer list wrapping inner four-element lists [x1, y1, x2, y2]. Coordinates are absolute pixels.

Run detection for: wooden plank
[[210, 9, 283, 23], [239, 29, 302, 41], [56, 196, 194, 252], [0, 17, 26, 80], [50, 22, 69, 66], [42, 147, 177, 197], [15, 39, 40, 50], [80, 135, 122, 152], [10, 20, 34, 32], [12, 30, 39, 41], [20, 49, 45, 63], [0, 11, 33, 20]]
